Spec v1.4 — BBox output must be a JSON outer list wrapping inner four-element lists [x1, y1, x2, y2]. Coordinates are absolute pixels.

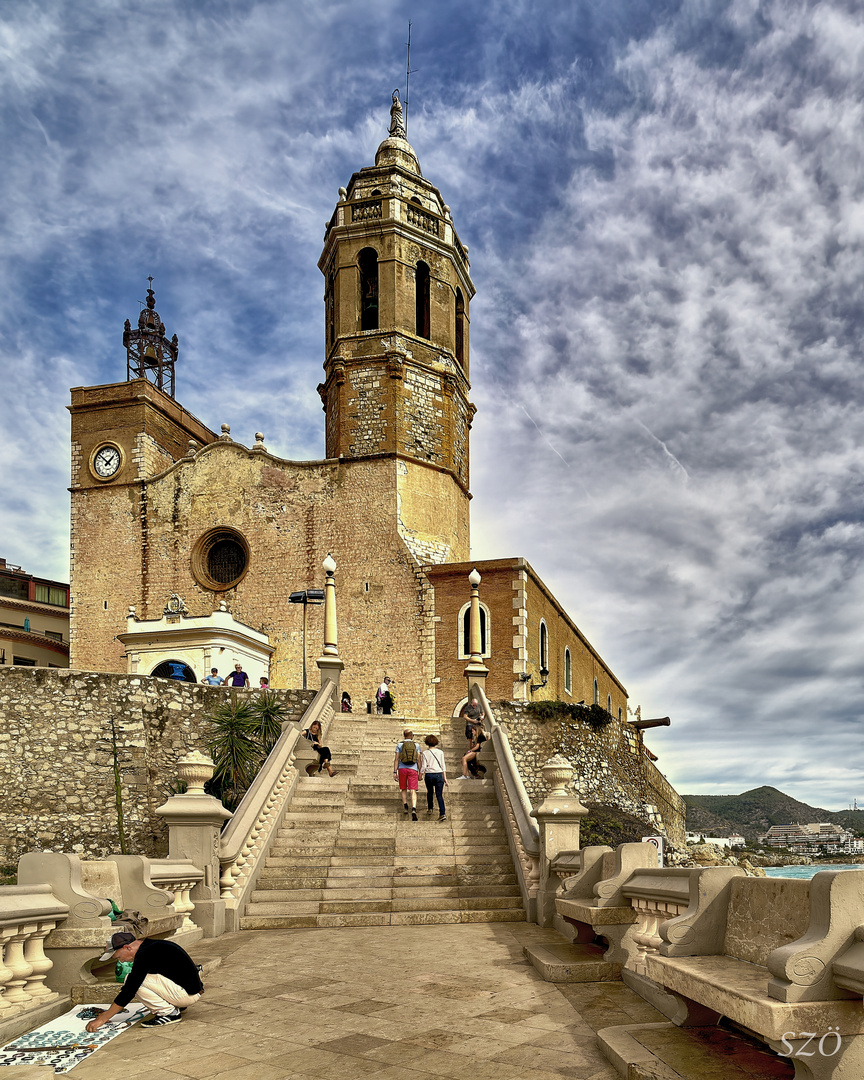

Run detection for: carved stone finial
[[541, 754, 574, 797], [253, 432, 266, 451], [127, 605, 136, 618], [185, 439, 198, 459], [220, 423, 232, 442], [389, 89, 407, 139], [338, 186, 347, 202], [176, 750, 215, 795]]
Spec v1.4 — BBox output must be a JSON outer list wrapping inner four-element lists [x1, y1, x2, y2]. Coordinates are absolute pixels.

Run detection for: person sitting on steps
[[459, 728, 487, 779], [301, 719, 337, 777]]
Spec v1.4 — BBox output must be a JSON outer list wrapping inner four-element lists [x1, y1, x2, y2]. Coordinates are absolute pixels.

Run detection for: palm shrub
[[205, 692, 294, 810]]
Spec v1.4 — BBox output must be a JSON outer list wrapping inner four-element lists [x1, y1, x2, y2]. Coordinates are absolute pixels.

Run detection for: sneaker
[[141, 1010, 181, 1027], [403, 803, 409, 813], [426, 809, 434, 815], [411, 810, 418, 821], [438, 814, 447, 821]]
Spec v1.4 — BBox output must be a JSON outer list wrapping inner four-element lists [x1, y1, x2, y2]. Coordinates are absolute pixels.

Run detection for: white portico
[[117, 594, 272, 685]]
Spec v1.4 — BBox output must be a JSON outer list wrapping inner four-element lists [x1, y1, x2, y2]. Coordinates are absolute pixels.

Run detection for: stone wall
[[492, 700, 686, 848], [0, 668, 315, 865]]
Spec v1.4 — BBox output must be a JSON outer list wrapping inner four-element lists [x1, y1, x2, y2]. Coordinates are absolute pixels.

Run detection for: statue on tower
[[389, 89, 407, 140]]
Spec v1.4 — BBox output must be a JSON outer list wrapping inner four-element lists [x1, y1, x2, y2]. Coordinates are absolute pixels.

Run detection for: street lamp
[[288, 587, 324, 689]]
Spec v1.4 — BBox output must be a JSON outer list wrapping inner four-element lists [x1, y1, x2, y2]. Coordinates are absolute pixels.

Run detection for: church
[[67, 93, 630, 722]]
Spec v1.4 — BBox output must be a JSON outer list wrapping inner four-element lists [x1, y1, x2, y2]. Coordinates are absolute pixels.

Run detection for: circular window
[[151, 660, 197, 682], [191, 528, 250, 591]]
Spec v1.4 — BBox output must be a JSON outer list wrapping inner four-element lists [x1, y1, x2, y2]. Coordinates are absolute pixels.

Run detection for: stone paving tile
[[50, 923, 633, 1080]]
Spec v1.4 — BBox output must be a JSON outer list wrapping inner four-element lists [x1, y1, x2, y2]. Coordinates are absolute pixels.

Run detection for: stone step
[[524, 939, 618, 983], [597, 1021, 795, 1080], [238, 909, 526, 930]]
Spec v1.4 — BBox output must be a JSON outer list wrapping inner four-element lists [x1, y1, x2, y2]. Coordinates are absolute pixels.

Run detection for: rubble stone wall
[[0, 668, 314, 864], [492, 700, 686, 848]]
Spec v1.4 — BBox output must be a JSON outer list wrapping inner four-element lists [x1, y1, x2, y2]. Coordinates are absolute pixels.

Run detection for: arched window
[[358, 248, 378, 331], [455, 288, 465, 366], [151, 660, 196, 683], [564, 648, 572, 694], [618, 706, 623, 722], [458, 601, 491, 659], [593, 678, 599, 704], [607, 694, 613, 714], [326, 272, 335, 347], [416, 261, 430, 338], [539, 620, 548, 673]]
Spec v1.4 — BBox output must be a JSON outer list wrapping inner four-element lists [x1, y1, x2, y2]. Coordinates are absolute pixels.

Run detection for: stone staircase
[[240, 713, 526, 928]]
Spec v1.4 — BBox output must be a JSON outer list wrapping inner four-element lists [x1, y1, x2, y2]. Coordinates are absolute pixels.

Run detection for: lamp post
[[288, 587, 324, 689], [316, 553, 344, 707], [463, 567, 489, 697]]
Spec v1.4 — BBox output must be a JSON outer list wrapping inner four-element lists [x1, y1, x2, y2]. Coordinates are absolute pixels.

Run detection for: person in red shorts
[[393, 728, 420, 821]]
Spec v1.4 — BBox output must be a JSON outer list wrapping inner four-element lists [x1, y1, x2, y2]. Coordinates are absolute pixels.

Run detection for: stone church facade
[[67, 95, 633, 723]]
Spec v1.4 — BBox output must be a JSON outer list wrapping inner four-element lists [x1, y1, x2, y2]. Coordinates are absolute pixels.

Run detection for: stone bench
[[633, 869, 864, 1079], [17, 852, 186, 995]]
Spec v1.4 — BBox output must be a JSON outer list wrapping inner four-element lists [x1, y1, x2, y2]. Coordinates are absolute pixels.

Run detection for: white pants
[[134, 973, 201, 1015]]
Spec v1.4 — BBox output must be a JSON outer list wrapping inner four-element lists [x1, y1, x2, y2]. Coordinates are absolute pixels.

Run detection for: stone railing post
[[316, 553, 344, 709], [531, 755, 588, 927], [155, 751, 232, 939], [463, 569, 489, 696]]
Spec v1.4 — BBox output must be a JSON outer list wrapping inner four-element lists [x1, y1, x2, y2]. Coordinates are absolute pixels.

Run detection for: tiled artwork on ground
[[0, 1003, 147, 1073]]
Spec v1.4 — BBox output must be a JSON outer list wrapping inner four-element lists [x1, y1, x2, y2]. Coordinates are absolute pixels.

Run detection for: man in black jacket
[[85, 932, 203, 1031]]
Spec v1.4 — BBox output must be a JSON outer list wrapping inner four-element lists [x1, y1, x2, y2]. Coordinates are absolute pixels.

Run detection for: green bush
[[527, 700, 613, 729]]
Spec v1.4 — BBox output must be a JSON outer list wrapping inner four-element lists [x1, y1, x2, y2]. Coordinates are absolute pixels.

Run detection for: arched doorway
[[151, 660, 197, 683]]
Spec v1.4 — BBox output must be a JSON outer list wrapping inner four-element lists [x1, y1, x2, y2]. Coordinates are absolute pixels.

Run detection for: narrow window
[[607, 694, 613, 714], [618, 706, 623, 722], [539, 621, 548, 672], [326, 272, 335, 347], [564, 648, 572, 694], [593, 678, 599, 705], [455, 288, 465, 366], [416, 261, 430, 339], [358, 248, 378, 331], [462, 605, 487, 655]]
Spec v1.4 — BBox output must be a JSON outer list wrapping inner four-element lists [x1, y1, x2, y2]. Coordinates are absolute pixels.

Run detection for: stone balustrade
[[216, 682, 336, 928], [0, 885, 70, 1042]]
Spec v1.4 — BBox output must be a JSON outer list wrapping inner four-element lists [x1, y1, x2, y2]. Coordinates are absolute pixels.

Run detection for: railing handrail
[[473, 683, 539, 857], [219, 681, 334, 864]]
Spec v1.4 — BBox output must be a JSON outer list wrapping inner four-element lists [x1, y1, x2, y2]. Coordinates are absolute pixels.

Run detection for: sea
[[764, 863, 861, 879]]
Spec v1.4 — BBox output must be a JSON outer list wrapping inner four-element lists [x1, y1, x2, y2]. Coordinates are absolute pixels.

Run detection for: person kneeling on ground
[[85, 931, 203, 1031], [460, 729, 487, 779]]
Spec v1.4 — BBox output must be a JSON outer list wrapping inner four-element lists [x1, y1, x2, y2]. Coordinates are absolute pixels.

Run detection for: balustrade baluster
[[4, 926, 35, 1007]]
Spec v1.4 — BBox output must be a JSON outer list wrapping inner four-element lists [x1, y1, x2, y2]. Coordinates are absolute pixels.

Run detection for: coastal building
[[0, 558, 69, 669]]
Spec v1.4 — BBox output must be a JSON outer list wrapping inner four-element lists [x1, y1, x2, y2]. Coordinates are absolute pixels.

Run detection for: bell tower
[[317, 93, 475, 563]]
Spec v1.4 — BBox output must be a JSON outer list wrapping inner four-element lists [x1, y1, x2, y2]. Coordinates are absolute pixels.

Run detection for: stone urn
[[176, 750, 216, 795], [541, 753, 574, 797]]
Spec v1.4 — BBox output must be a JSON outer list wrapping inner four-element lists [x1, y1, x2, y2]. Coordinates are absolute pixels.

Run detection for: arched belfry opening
[[358, 248, 379, 331], [416, 261, 430, 339], [455, 288, 465, 367]]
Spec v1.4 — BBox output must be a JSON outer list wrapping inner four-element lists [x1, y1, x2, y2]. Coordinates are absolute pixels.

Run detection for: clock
[[90, 443, 123, 480]]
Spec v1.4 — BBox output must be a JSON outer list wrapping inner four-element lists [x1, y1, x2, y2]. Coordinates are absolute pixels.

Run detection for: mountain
[[683, 786, 864, 842]]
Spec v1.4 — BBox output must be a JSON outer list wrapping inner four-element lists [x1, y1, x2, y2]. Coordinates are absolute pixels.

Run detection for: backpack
[[398, 740, 418, 765]]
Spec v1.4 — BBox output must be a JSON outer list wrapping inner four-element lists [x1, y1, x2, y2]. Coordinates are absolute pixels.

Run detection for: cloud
[[4, 0, 864, 808]]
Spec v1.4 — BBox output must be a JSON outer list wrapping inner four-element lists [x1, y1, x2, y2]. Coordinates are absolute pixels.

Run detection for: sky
[[3, 0, 864, 810]]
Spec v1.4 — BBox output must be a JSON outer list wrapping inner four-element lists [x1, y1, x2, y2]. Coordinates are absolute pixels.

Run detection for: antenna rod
[[405, 21, 412, 135]]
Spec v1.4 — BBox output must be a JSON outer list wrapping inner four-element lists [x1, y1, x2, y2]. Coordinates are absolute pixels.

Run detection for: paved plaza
[[7, 923, 666, 1080]]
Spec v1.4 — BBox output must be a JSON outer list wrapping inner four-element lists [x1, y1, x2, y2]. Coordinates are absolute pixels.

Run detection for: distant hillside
[[684, 786, 864, 842]]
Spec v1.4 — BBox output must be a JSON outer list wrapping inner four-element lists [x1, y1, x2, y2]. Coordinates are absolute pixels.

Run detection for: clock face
[[92, 444, 122, 479]]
